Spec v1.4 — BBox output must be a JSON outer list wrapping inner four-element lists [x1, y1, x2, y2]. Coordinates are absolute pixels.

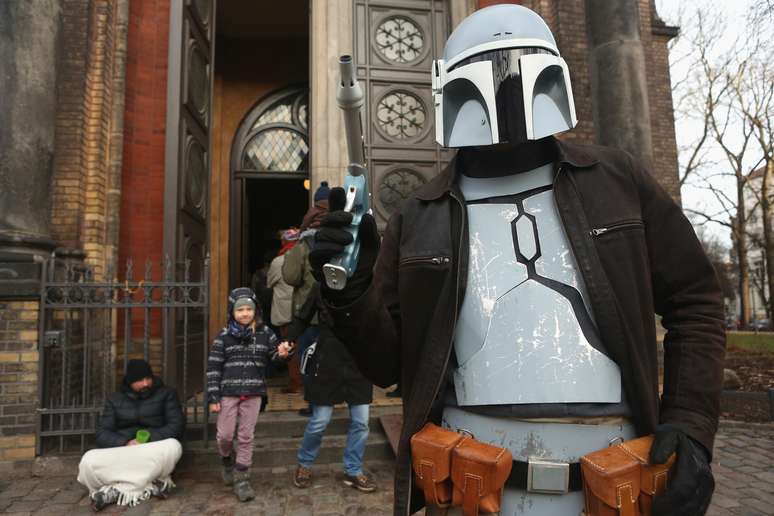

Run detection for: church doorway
[[229, 86, 310, 290], [241, 177, 308, 289], [209, 0, 310, 310]]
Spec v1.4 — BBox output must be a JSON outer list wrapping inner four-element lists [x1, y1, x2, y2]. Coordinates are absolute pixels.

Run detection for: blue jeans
[[297, 404, 369, 476]]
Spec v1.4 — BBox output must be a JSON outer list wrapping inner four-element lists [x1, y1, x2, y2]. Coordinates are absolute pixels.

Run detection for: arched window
[[232, 86, 309, 177]]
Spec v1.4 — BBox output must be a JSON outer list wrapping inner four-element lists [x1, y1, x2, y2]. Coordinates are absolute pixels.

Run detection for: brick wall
[[79, 0, 117, 277], [115, 0, 170, 357], [50, 0, 129, 278], [0, 301, 40, 460], [117, 0, 170, 275], [50, 0, 90, 251], [478, 0, 521, 7]]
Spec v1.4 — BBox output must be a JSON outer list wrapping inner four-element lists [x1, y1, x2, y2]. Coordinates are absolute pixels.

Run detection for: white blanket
[[77, 438, 183, 507]]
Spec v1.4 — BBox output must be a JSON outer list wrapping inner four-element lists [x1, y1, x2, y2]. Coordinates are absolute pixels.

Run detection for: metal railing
[[36, 256, 209, 455]]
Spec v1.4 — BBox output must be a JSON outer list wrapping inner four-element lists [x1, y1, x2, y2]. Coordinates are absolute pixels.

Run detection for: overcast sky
[[655, 0, 760, 245]]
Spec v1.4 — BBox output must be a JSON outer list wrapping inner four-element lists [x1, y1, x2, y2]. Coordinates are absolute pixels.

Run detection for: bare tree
[[694, 222, 736, 301], [731, 7, 774, 326], [670, 8, 727, 188], [670, 5, 773, 327]]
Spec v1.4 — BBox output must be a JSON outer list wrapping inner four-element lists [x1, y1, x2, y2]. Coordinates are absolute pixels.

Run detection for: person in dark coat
[[301, 181, 330, 231], [79, 359, 184, 511], [288, 283, 375, 493], [95, 359, 185, 448]]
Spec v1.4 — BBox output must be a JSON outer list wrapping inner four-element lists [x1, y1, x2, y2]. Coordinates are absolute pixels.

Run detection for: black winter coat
[[95, 377, 185, 448], [206, 325, 280, 402], [327, 138, 726, 515], [288, 284, 373, 406]]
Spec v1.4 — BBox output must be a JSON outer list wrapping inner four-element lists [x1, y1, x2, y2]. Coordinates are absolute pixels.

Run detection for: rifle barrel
[[336, 55, 366, 171]]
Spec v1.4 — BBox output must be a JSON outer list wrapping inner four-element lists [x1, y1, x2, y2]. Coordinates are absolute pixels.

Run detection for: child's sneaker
[[343, 472, 376, 492], [293, 465, 312, 488], [233, 469, 255, 502], [222, 465, 234, 486], [221, 455, 235, 486]]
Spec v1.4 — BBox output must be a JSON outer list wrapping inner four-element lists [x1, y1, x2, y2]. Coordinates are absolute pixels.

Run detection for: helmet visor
[[450, 47, 554, 144]]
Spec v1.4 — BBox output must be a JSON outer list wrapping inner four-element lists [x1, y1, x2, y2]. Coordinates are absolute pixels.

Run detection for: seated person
[[77, 359, 185, 511]]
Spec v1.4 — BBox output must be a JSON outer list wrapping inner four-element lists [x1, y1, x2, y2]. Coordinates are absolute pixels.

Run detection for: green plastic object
[[135, 429, 150, 444]]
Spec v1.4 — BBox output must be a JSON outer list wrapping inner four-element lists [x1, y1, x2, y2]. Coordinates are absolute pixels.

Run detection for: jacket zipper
[[398, 255, 451, 267], [589, 220, 644, 237], [404, 191, 466, 516]]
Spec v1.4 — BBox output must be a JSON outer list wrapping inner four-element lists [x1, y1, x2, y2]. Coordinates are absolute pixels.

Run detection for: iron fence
[[36, 256, 210, 455]]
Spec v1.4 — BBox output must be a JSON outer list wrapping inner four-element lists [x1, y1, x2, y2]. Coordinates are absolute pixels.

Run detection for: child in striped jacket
[[206, 287, 293, 502]]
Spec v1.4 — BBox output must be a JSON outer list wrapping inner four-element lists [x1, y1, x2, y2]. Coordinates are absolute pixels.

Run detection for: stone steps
[[181, 405, 400, 470]]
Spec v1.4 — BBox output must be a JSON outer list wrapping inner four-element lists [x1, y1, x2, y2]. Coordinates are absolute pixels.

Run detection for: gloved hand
[[309, 187, 380, 305], [650, 423, 715, 516]]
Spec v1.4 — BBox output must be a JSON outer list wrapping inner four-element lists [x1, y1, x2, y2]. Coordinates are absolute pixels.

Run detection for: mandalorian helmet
[[432, 4, 577, 148]]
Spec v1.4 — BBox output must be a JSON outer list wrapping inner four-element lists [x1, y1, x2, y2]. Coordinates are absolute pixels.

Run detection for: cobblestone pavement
[[0, 459, 397, 516], [0, 422, 772, 515], [708, 422, 774, 516]]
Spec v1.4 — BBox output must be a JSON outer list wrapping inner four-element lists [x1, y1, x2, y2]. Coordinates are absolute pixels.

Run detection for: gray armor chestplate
[[453, 164, 623, 406]]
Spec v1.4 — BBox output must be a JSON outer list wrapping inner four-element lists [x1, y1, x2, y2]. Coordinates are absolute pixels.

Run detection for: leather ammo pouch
[[618, 436, 676, 514], [580, 435, 675, 516], [451, 435, 513, 515], [580, 442, 641, 516], [410, 423, 467, 507]]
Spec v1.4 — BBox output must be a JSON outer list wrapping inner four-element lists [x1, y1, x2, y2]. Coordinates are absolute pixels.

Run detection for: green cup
[[135, 429, 150, 444]]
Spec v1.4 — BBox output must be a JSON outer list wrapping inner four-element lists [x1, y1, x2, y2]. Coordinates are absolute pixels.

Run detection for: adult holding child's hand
[[277, 341, 295, 358]]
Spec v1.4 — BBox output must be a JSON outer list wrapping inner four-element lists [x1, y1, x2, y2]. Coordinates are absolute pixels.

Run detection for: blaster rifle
[[322, 55, 370, 290]]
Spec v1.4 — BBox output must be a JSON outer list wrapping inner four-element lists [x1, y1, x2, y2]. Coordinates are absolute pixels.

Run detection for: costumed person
[[310, 4, 724, 515], [78, 359, 185, 512], [268, 228, 303, 393], [206, 287, 293, 502], [288, 283, 376, 493]]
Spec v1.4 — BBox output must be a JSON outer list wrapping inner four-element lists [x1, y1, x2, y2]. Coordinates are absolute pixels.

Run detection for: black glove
[[309, 187, 380, 305], [650, 423, 715, 516]]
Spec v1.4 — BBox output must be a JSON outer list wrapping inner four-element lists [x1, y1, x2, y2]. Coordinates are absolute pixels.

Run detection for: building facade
[[0, 0, 678, 461]]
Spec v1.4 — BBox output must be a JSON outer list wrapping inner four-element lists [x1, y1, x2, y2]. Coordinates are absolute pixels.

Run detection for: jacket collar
[[414, 136, 599, 201], [122, 376, 162, 399]]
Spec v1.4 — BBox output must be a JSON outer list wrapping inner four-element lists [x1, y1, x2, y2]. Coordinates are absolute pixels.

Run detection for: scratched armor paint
[[454, 164, 622, 405]]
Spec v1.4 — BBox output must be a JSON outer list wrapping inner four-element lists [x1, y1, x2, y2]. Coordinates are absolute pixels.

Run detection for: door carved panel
[[164, 0, 215, 395], [353, 0, 453, 227]]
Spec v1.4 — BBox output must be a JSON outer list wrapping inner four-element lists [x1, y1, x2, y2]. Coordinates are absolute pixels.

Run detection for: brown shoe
[[294, 465, 312, 488], [343, 472, 376, 492]]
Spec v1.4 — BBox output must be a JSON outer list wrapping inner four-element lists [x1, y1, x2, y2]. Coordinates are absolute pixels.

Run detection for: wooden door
[[163, 0, 216, 398], [353, 0, 453, 227]]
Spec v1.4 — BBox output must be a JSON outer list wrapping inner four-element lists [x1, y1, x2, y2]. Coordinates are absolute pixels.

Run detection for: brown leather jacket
[[328, 137, 725, 516]]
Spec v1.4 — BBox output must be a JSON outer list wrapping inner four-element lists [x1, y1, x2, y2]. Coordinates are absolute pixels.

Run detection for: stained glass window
[[237, 88, 309, 173]]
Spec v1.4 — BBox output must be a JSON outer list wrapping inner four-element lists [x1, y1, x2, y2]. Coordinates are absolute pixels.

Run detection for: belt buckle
[[526, 458, 570, 494]]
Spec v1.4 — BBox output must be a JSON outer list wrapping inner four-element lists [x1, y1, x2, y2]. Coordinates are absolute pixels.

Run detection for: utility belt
[[412, 420, 674, 515]]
